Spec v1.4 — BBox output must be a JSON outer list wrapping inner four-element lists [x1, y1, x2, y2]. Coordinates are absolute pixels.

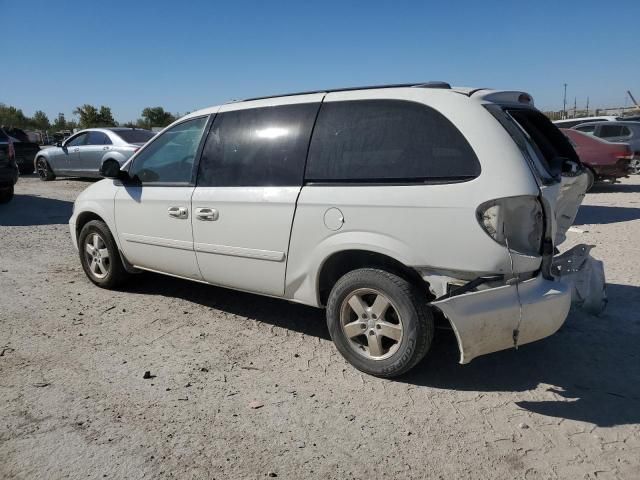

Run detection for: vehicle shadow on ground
[[400, 282, 640, 427], [0, 194, 73, 226], [127, 272, 330, 340], [128, 273, 639, 427], [575, 204, 640, 225]]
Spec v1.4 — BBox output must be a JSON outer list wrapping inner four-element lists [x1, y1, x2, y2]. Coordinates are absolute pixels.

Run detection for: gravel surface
[[1, 175, 639, 479]]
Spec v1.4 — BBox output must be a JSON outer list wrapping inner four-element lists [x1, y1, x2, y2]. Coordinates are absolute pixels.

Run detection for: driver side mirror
[[56, 141, 63, 147], [100, 159, 130, 182]]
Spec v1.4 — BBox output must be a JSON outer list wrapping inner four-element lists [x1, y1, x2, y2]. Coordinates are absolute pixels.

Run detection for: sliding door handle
[[195, 207, 219, 221]]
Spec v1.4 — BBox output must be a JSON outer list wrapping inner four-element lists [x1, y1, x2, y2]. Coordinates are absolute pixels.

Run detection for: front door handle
[[168, 206, 188, 219], [195, 207, 219, 221]]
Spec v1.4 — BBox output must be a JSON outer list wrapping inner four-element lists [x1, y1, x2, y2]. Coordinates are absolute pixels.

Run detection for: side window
[[66, 133, 88, 147], [197, 103, 320, 187], [599, 125, 624, 138], [86, 131, 110, 145], [129, 116, 208, 184], [575, 124, 596, 133], [305, 100, 480, 182], [619, 126, 631, 137]]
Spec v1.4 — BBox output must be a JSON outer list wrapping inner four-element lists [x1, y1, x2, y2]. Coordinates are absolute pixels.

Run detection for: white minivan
[[70, 82, 602, 377]]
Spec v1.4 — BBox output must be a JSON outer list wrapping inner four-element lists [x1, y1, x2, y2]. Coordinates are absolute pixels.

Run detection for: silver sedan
[[35, 128, 155, 181]]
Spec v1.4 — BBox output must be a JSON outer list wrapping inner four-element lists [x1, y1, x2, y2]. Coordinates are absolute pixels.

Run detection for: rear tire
[[0, 186, 14, 204], [78, 220, 129, 289], [326, 268, 434, 378], [36, 157, 55, 181], [585, 167, 595, 192]]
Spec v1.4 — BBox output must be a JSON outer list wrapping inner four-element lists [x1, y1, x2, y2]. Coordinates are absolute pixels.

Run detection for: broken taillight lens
[[477, 196, 544, 255]]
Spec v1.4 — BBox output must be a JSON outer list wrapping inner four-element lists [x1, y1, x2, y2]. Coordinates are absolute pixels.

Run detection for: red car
[[561, 128, 632, 187]]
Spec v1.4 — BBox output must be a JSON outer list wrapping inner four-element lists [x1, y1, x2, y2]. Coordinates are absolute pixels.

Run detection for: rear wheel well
[[317, 250, 430, 306]]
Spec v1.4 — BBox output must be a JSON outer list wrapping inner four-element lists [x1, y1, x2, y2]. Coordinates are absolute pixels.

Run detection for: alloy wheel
[[84, 233, 111, 279], [36, 159, 48, 179], [339, 288, 404, 360]]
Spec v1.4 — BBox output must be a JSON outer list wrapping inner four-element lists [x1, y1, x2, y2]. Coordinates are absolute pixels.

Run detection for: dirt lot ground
[[1, 175, 639, 479]]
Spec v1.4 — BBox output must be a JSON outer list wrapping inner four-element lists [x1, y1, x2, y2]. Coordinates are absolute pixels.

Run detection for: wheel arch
[[316, 249, 429, 307], [75, 209, 137, 274]]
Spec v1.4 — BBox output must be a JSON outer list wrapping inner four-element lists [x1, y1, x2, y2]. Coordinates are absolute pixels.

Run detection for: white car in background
[[553, 115, 619, 129], [69, 83, 604, 377]]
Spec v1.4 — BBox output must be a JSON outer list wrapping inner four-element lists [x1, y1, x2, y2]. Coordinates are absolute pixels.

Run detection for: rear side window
[[599, 125, 625, 138], [305, 100, 480, 182], [86, 131, 111, 145], [198, 103, 320, 187]]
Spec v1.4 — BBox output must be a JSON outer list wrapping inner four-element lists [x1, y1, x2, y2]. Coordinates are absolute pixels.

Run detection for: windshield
[[114, 129, 155, 144]]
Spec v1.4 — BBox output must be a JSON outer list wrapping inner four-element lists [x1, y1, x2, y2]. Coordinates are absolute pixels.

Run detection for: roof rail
[[240, 81, 451, 102]]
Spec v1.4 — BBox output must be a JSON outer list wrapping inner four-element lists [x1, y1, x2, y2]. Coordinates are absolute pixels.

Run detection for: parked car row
[[554, 117, 640, 179], [69, 83, 602, 377]]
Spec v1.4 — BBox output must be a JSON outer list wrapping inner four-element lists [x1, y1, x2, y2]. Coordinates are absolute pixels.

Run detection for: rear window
[[4, 128, 29, 142], [114, 129, 155, 144], [305, 100, 480, 183], [507, 109, 579, 169], [0, 129, 8, 141]]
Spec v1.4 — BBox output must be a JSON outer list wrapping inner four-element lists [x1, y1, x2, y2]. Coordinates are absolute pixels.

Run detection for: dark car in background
[[561, 128, 632, 187], [0, 127, 41, 174], [0, 129, 19, 202]]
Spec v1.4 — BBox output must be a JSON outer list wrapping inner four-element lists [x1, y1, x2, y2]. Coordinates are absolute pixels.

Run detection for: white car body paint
[[70, 85, 599, 365]]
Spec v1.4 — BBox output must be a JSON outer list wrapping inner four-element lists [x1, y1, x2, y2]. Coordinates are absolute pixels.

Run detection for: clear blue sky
[[4, 0, 639, 123]]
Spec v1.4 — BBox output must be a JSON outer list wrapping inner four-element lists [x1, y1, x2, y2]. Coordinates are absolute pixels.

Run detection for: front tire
[[78, 220, 129, 289], [36, 157, 55, 181], [0, 186, 14, 203], [326, 268, 434, 378]]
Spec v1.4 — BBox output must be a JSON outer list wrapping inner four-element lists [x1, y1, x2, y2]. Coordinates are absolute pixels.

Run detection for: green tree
[[73, 104, 117, 128], [98, 106, 116, 127], [73, 104, 100, 128], [0, 103, 29, 128], [140, 106, 176, 128], [31, 110, 50, 130]]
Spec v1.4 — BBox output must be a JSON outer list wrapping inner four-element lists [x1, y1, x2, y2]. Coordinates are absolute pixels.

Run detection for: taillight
[[8, 140, 15, 160], [615, 147, 633, 160], [477, 196, 544, 255]]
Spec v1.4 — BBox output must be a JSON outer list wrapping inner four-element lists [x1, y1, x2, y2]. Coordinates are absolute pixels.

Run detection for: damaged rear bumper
[[432, 275, 571, 364], [430, 244, 604, 364]]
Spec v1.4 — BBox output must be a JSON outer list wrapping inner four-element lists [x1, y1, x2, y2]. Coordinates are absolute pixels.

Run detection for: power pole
[[574, 97, 577, 118], [563, 83, 567, 119], [586, 97, 589, 116]]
